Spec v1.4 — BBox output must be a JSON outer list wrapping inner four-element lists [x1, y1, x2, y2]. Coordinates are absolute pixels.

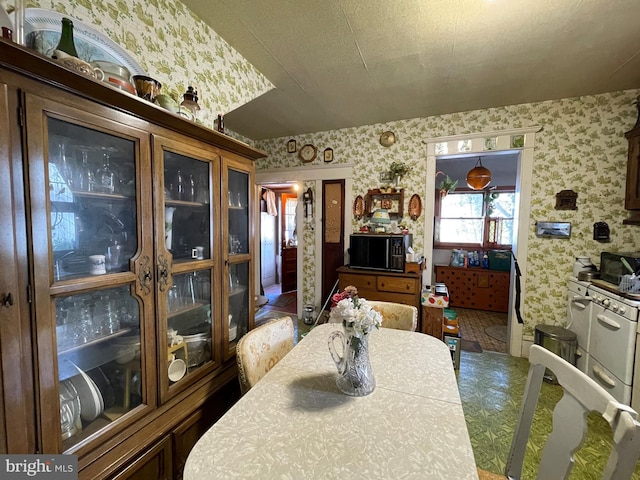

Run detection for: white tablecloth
[[184, 323, 478, 479]]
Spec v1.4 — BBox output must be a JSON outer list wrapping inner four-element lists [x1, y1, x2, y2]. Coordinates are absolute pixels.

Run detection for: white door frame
[[423, 127, 541, 357], [256, 164, 354, 317]]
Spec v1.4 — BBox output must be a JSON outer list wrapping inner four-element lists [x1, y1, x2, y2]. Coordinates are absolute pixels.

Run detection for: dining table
[[184, 323, 479, 479]]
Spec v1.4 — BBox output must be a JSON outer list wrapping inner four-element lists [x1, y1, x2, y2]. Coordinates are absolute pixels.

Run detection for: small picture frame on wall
[[379, 172, 393, 183], [323, 148, 334, 163], [287, 139, 296, 153], [535, 221, 571, 238]]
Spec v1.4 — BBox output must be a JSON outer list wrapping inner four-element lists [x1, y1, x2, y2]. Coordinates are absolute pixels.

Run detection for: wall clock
[[299, 144, 317, 163], [379, 131, 396, 147]]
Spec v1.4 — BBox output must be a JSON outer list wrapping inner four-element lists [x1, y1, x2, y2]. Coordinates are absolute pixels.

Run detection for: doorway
[[255, 163, 355, 320], [423, 127, 541, 357], [433, 152, 516, 353], [258, 184, 299, 316]]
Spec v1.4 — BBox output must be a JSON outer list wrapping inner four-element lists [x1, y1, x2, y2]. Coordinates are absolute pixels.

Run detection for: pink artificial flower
[[331, 285, 358, 309]]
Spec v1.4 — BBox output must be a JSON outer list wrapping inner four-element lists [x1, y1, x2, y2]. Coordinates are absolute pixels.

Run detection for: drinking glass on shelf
[[74, 147, 95, 192], [195, 176, 209, 204], [52, 140, 75, 191], [168, 284, 181, 312], [184, 273, 196, 305]]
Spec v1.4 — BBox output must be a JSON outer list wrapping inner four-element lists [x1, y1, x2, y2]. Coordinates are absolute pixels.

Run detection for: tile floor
[[456, 307, 508, 353], [459, 350, 640, 479]]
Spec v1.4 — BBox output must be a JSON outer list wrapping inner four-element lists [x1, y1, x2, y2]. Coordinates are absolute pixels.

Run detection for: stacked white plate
[[68, 364, 104, 422]]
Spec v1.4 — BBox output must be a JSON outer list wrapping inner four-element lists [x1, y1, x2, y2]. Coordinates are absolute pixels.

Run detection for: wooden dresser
[[435, 265, 510, 313], [337, 266, 422, 321], [281, 246, 297, 292]]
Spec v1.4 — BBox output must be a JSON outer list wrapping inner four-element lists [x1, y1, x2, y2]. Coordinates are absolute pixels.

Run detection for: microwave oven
[[599, 252, 640, 285], [348, 234, 411, 272]]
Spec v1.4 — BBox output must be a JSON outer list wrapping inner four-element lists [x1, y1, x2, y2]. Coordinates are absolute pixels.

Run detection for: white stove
[[566, 278, 591, 373], [566, 277, 640, 406]]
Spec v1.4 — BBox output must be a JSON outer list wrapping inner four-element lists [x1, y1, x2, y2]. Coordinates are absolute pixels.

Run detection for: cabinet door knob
[[2, 292, 13, 307]]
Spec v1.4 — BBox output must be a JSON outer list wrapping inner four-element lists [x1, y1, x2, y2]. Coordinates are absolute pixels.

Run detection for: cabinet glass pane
[[166, 270, 213, 379], [163, 152, 211, 262], [47, 118, 137, 280], [228, 262, 249, 343], [55, 285, 141, 448], [228, 169, 248, 255]]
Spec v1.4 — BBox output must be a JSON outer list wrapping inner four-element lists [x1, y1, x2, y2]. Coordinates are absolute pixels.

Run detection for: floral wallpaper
[[13, 0, 640, 344], [301, 181, 316, 309], [255, 89, 640, 341], [14, 0, 273, 131]]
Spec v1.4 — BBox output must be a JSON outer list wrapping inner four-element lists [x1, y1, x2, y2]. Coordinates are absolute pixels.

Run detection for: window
[[281, 193, 298, 246], [434, 188, 515, 249]]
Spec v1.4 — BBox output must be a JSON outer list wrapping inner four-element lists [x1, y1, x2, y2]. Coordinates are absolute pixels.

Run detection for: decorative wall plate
[[298, 143, 317, 163], [353, 195, 364, 220], [409, 194, 422, 220], [379, 131, 396, 147]]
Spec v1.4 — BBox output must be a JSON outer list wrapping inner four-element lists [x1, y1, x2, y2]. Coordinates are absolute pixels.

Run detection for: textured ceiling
[[181, 0, 640, 140]]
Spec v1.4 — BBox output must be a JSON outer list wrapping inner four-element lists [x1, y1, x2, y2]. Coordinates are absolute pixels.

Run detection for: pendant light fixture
[[466, 157, 492, 190]]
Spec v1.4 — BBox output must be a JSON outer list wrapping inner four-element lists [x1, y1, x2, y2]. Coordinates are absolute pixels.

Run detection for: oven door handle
[[596, 314, 621, 330], [571, 295, 591, 308], [592, 365, 616, 389]]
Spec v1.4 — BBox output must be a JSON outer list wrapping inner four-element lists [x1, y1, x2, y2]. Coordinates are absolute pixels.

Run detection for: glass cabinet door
[[25, 94, 154, 453], [48, 119, 138, 280], [224, 161, 253, 360], [155, 135, 219, 402], [56, 286, 142, 446]]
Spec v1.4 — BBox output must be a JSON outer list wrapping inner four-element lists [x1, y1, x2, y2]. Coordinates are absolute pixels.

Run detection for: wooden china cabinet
[[0, 39, 264, 479], [624, 120, 640, 224]]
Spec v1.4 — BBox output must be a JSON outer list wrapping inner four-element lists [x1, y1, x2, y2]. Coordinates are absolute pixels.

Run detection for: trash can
[[534, 324, 577, 383]]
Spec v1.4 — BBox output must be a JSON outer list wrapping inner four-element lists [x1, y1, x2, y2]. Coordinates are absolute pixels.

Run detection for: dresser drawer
[[377, 276, 418, 294], [339, 273, 377, 291]]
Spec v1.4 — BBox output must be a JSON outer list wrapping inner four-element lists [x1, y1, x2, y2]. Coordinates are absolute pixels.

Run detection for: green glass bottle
[[54, 18, 79, 58]]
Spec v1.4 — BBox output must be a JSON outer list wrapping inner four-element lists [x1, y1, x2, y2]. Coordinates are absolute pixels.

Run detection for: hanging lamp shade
[[466, 157, 492, 190]]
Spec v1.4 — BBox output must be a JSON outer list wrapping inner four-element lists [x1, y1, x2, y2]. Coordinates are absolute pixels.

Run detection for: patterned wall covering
[[19, 0, 273, 131], [301, 181, 316, 309], [16, 1, 640, 341], [255, 90, 640, 339]]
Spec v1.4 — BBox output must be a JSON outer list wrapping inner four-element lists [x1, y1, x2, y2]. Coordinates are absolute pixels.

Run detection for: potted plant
[[389, 162, 409, 186], [436, 172, 458, 197]]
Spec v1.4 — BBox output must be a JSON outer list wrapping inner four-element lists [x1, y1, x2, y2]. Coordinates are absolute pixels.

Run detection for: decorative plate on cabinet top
[[22, 8, 146, 76], [409, 194, 422, 220], [353, 195, 364, 220]]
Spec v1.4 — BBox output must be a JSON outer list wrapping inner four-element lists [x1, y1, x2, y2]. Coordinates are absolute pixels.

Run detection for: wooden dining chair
[[367, 301, 418, 332], [478, 344, 640, 480], [235, 316, 295, 395]]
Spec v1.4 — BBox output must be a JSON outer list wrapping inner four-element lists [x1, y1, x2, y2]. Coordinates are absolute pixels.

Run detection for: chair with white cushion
[[236, 316, 295, 395], [479, 344, 640, 479], [367, 301, 418, 332]]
